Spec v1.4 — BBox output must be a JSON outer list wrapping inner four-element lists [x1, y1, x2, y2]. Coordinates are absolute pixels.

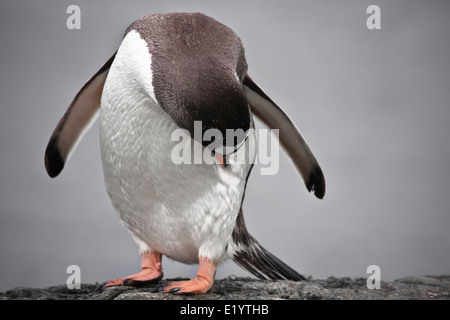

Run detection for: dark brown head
[[127, 12, 250, 152]]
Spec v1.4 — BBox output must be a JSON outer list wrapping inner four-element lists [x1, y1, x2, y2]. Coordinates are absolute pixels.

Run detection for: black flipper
[[44, 52, 116, 178], [243, 74, 325, 199]]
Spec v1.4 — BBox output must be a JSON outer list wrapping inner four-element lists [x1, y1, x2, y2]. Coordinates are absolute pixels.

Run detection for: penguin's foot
[[101, 251, 163, 289], [159, 257, 217, 294]]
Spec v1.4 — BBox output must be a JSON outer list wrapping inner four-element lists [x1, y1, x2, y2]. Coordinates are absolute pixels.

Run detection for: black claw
[[122, 278, 133, 286], [95, 282, 107, 293], [169, 287, 180, 294], [152, 284, 166, 293]]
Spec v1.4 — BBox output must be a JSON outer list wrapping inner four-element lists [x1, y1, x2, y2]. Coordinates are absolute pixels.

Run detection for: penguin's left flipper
[[44, 52, 117, 178], [243, 74, 325, 199]]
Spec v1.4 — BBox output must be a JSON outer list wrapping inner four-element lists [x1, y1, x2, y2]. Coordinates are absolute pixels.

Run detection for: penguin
[[44, 12, 325, 294]]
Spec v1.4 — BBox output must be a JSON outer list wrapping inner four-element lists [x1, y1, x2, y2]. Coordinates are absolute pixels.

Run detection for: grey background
[[1, 0, 449, 292]]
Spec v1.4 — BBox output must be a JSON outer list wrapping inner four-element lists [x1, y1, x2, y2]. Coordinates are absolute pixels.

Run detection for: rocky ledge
[[1, 275, 449, 300]]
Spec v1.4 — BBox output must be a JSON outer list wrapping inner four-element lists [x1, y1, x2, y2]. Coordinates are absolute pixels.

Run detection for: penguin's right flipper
[[229, 209, 307, 281], [44, 52, 117, 178], [243, 74, 325, 199]]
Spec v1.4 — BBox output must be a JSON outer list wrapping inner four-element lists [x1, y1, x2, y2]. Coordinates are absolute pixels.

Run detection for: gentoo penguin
[[44, 12, 325, 294]]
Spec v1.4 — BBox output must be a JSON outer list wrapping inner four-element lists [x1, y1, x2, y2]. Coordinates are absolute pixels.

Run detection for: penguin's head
[[163, 59, 251, 156], [132, 13, 252, 157], [185, 79, 249, 156]]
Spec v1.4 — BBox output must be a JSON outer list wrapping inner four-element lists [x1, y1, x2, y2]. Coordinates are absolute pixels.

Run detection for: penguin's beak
[[214, 152, 227, 167], [214, 135, 248, 156], [213, 135, 249, 167]]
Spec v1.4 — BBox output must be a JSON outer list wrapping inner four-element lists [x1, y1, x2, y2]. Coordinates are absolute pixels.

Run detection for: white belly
[[98, 30, 255, 264]]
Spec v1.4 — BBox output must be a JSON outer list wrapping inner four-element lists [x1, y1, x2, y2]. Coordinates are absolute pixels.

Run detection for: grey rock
[[1, 276, 449, 300]]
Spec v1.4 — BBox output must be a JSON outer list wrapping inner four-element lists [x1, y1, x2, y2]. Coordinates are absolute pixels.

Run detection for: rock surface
[[1, 275, 449, 300]]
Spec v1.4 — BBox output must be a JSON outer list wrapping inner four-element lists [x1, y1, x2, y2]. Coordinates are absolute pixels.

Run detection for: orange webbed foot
[[98, 251, 163, 290], [163, 276, 213, 294], [156, 257, 217, 294]]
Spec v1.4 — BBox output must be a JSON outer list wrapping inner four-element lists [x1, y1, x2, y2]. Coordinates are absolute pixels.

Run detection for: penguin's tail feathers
[[229, 238, 307, 281], [228, 209, 307, 281]]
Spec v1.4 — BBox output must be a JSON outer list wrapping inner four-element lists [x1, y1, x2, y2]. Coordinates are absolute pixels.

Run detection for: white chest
[[98, 30, 255, 264]]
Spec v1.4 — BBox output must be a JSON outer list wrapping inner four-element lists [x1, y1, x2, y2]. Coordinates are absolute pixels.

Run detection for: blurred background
[[1, 0, 449, 292]]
